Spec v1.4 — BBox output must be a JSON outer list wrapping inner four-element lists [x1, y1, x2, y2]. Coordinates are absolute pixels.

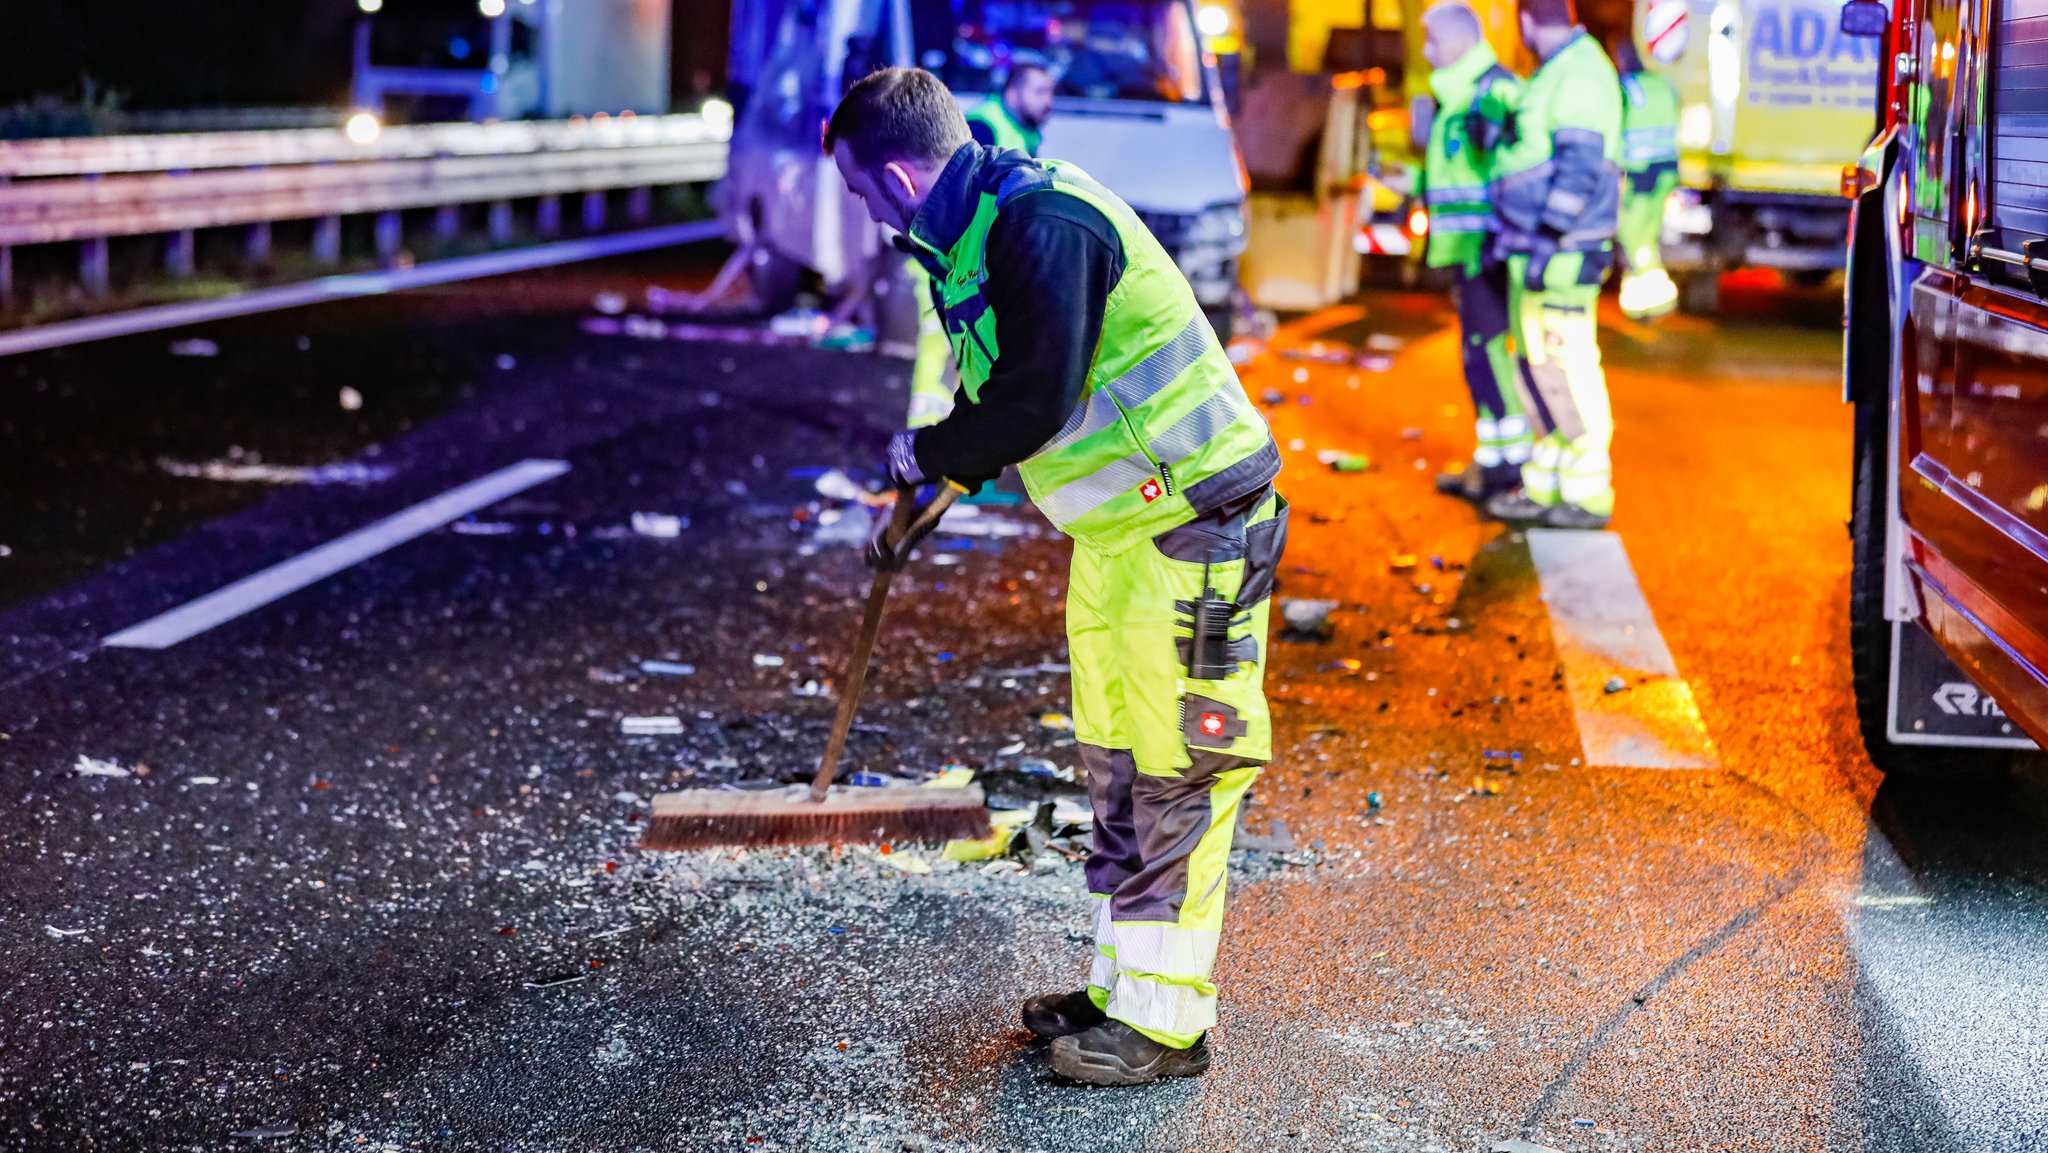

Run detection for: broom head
[[638, 783, 990, 851]]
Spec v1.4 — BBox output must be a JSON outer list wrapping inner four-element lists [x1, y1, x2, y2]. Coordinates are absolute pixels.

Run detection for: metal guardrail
[[0, 112, 731, 298]]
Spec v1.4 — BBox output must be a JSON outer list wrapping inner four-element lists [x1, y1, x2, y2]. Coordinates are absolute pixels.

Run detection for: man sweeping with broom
[[830, 67, 1288, 1086]]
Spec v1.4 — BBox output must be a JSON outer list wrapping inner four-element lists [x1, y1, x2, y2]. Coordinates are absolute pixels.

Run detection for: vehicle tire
[[1676, 268, 1720, 313], [1846, 248, 2012, 780]]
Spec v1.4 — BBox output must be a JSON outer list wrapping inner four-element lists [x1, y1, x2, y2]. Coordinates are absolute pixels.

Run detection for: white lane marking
[[0, 220, 723, 359], [1526, 529, 1718, 769], [103, 459, 569, 650]]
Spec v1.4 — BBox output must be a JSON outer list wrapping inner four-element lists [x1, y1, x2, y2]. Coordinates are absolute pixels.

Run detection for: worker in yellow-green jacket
[[1614, 37, 1680, 320], [1415, 0, 1533, 503], [830, 67, 1285, 1086], [1482, 0, 1625, 530], [906, 64, 1055, 429]]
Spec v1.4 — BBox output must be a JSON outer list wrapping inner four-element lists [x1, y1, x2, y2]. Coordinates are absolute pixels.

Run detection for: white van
[[724, 0, 1249, 336]]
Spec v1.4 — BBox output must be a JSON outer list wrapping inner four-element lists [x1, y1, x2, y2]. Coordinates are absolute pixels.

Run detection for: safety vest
[[915, 160, 1277, 553], [1488, 30, 1623, 254], [1421, 42, 1521, 272], [1619, 70, 1680, 186], [965, 99, 1042, 156]]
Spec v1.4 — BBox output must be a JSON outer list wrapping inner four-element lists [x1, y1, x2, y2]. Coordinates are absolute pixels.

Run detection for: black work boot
[[1022, 989, 1107, 1039], [1050, 1020, 1211, 1085], [1541, 501, 1611, 530], [1482, 488, 1551, 525]]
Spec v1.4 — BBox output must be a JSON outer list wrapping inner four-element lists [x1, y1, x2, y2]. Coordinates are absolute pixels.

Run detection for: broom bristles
[[637, 784, 990, 851]]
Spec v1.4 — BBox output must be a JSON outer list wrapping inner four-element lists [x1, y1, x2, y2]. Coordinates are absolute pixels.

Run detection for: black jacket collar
[[905, 142, 1045, 269]]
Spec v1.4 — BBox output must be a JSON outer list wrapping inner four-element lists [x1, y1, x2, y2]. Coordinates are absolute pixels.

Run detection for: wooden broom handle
[[809, 484, 964, 800]]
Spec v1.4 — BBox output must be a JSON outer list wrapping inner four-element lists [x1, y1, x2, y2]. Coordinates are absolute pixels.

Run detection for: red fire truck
[[1841, 0, 2047, 773]]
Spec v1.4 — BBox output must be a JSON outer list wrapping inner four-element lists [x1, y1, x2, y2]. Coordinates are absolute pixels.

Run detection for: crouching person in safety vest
[[1614, 38, 1680, 320], [1483, 0, 1625, 530], [1416, 0, 1535, 503], [829, 67, 1287, 1086]]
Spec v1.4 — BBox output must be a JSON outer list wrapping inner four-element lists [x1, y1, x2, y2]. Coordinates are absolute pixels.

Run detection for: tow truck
[[1839, 0, 2045, 772]]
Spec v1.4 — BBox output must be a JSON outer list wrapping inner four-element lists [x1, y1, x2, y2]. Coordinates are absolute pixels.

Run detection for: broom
[[639, 483, 990, 850]]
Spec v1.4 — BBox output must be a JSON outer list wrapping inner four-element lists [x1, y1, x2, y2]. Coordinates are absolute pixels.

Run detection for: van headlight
[[1181, 202, 1248, 259]]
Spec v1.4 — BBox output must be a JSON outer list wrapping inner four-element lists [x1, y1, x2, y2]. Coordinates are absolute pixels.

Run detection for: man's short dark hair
[[825, 67, 972, 169], [1005, 62, 1052, 93], [1520, 0, 1577, 26]]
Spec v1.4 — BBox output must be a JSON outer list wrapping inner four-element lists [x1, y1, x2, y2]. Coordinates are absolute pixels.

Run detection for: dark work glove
[[884, 430, 927, 489]]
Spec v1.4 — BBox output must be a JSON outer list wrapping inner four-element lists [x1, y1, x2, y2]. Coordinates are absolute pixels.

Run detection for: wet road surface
[[2, 252, 2044, 1153]]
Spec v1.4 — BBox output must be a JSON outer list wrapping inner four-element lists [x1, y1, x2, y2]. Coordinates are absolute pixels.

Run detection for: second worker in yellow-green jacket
[[1482, 0, 1625, 530], [1614, 38, 1680, 320], [830, 67, 1284, 1087], [1416, 0, 1532, 502], [906, 64, 1055, 430]]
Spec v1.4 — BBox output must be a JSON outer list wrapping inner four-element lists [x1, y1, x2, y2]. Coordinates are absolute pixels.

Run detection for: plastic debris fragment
[[630, 512, 686, 538], [72, 756, 130, 777], [592, 291, 628, 315], [752, 654, 786, 668], [1367, 791, 1383, 809], [1322, 658, 1362, 673], [945, 809, 1035, 861], [1280, 599, 1340, 638], [620, 716, 683, 736], [1389, 554, 1418, 571], [923, 766, 976, 788], [1604, 675, 1629, 694], [639, 660, 695, 676], [1039, 712, 1073, 732], [1316, 449, 1371, 472], [169, 338, 219, 358]]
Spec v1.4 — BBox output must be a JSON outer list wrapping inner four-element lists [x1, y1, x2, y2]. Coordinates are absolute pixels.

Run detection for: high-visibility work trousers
[[905, 258, 957, 429], [1067, 491, 1283, 1048], [1509, 251, 1614, 516], [1454, 262, 1536, 484], [1616, 171, 1679, 320]]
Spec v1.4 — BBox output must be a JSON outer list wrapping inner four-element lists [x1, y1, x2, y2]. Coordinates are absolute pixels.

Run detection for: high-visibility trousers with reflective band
[[1508, 251, 1614, 515], [905, 258, 957, 429], [1068, 494, 1280, 1048], [1617, 170, 1679, 320], [1453, 262, 1535, 480]]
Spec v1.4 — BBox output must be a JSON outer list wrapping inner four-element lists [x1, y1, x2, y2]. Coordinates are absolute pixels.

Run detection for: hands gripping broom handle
[[808, 484, 964, 801]]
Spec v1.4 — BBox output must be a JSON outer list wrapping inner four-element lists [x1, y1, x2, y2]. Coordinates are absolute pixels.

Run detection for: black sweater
[[906, 145, 1127, 487]]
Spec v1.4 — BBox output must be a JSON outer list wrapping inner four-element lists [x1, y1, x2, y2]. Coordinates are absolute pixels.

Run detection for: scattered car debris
[[592, 291, 628, 315], [72, 755, 131, 777], [168, 338, 219, 358], [752, 654, 786, 668], [1316, 449, 1371, 472], [639, 660, 696, 677], [157, 456, 395, 486], [620, 716, 684, 736], [44, 925, 87, 938], [630, 512, 686, 538], [451, 520, 518, 535], [1280, 599, 1340, 639], [228, 1125, 298, 1140], [1604, 675, 1629, 694]]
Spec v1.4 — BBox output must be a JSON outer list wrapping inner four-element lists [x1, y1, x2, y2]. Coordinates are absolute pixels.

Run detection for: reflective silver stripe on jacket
[[1036, 384, 1254, 524], [1041, 313, 1214, 454], [1430, 212, 1492, 233], [1425, 184, 1489, 208]]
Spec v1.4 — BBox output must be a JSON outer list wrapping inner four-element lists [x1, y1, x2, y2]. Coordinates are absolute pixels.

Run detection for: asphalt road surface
[[2, 251, 2043, 1153]]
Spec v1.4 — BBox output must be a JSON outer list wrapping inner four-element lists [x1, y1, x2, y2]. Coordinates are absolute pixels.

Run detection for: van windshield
[[911, 0, 1210, 105]]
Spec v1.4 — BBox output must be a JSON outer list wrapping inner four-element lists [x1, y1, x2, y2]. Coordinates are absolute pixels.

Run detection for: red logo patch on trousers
[[1200, 712, 1227, 737], [1138, 478, 1163, 503]]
